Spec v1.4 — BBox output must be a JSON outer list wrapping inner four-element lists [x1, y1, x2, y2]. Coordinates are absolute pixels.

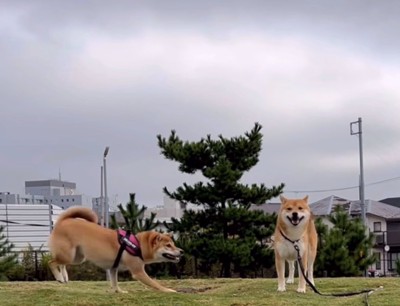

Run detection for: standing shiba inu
[[48, 207, 183, 293], [273, 195, 318, 293]]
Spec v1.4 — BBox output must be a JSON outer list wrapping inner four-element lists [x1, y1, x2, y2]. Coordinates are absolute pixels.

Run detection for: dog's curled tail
[[55, 206, 98, 225]]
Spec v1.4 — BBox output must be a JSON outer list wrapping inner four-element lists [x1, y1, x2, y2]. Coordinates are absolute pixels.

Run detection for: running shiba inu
[[273, 195, 318, 293], [48, 207, 183, 293]]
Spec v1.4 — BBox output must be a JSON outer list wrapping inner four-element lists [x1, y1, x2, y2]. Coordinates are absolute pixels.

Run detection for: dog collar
[[279, 229, 300, 245]]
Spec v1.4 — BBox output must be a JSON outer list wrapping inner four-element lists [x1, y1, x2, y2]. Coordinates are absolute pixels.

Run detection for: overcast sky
[[1, 0, 400, 208]]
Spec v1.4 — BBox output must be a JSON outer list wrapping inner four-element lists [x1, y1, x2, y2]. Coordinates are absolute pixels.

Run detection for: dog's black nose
[[292, 212, 298, 220], [179, 249, 184, 255]]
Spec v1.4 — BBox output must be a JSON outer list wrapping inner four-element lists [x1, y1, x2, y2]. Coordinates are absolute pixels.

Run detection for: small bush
[[395, 259, 400, 276]]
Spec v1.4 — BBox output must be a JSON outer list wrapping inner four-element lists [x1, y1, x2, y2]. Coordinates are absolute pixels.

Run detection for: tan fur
[[48, 207, 183, 293], [273, 195, 318, 293]]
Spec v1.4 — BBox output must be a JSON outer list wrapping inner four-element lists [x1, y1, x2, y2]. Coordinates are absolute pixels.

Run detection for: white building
[[0, 179, 93, 252], [144, 195, 202, 232], [0, 204, 63, 251]]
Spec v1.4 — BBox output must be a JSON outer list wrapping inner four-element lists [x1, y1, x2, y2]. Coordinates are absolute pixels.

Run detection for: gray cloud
[[1, 1, 400, 207]]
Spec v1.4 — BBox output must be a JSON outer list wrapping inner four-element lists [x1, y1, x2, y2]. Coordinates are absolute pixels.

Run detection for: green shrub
[[395, 259, 400, 276]]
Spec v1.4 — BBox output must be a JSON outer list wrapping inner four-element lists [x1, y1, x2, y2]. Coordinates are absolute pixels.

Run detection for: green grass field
[[0, 278, 398, 306]]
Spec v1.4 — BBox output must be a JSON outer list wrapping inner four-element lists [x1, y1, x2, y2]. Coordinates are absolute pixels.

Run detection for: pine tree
[[314, 217, 329, 276], [315, 206, 376, 277], [158, 123, 284, 277], [0, 225, 17, 280], [110, 193, 159, 232]]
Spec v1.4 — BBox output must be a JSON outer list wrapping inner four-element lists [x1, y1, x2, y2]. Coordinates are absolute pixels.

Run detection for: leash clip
[[293, 243, 302, 262]]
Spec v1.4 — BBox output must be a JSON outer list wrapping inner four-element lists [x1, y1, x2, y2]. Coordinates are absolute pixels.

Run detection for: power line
[[286, 175, 400, 194]]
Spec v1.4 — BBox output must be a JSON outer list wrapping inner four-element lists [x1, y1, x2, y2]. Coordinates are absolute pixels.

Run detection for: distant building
[[0, 204, 63, 251], [1, 179, 93, 210], [0, 179, 94, 251], [380, 197, 400, 209], [25, 179, 92, 210], [25, 179, 76, 197], [311, 195, 400, 276], [0, 192, 46, 205], [92, 197, 103, 221], [250, 202, 280, 215], [144, 195, 201, 232]]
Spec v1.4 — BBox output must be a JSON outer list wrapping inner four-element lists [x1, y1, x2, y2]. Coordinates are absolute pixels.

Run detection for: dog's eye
[[166, 243, 172, 248], [287, 207, 292, 211], [298, 207, 303, 210]]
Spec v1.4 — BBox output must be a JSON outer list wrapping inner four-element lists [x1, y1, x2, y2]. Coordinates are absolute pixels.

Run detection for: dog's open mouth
[[162, 253, 181, 262], [287, 216, 304, 226]]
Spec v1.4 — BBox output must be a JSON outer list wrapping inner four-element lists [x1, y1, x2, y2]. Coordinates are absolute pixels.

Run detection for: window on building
[[72, 198, 75, 202], [388, 252, 400, 271], [373, 222, 382, 232], [374, 252, 381, 270], [66, 199, 69, 202], [61, 199, 64, 202]]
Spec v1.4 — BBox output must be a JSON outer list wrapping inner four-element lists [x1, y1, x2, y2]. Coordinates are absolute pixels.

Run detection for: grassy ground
[[0, 278, 398, 306]]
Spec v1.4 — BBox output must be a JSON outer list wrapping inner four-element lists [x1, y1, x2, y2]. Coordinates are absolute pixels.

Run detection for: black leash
[[279, 229, 381, 303], [293, 243, 374, 297]]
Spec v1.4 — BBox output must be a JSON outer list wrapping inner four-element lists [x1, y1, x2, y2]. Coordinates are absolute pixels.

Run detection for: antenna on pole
[[350, 117, 366, 226]]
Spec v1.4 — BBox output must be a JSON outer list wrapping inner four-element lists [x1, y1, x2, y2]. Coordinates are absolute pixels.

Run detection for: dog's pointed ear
[[167, 232, 174, 238], [150, 232, 162, 246], [303, 195, 309, 202], [280, 195, 287, 204]]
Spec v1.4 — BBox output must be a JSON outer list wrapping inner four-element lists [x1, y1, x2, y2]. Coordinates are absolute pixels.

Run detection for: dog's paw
[[163, 288, 177, 293], [277, 286, 286, 292], [286, 278, 294, 284], [111, 287, 128, 294], [296, 287, 306, 293]]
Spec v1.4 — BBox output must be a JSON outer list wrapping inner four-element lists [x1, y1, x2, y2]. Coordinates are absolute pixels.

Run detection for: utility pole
[[103, 146, 110, 228], [350, 117, 366, 226]]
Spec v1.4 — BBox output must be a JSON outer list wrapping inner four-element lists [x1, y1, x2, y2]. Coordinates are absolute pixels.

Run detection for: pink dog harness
[[112, 229, 142, 269]]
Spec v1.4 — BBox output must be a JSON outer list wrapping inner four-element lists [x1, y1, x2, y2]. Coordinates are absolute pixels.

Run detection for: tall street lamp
[[100, 165, 104, 226], [103, 146, 110, 228]]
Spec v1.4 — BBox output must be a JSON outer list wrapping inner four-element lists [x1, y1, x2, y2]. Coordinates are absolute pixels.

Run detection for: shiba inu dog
[[273, 195, 318, 293], [48, 207, 183, 293]]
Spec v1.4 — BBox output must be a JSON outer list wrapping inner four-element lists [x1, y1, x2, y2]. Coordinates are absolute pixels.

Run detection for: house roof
[[310, 195, 400, 219], [310, 195, 350, 216], [250, 202, 280, 215], [250, 195, 400, 220], [354, 199, 400, 219], [380, 197, 400, 208]]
